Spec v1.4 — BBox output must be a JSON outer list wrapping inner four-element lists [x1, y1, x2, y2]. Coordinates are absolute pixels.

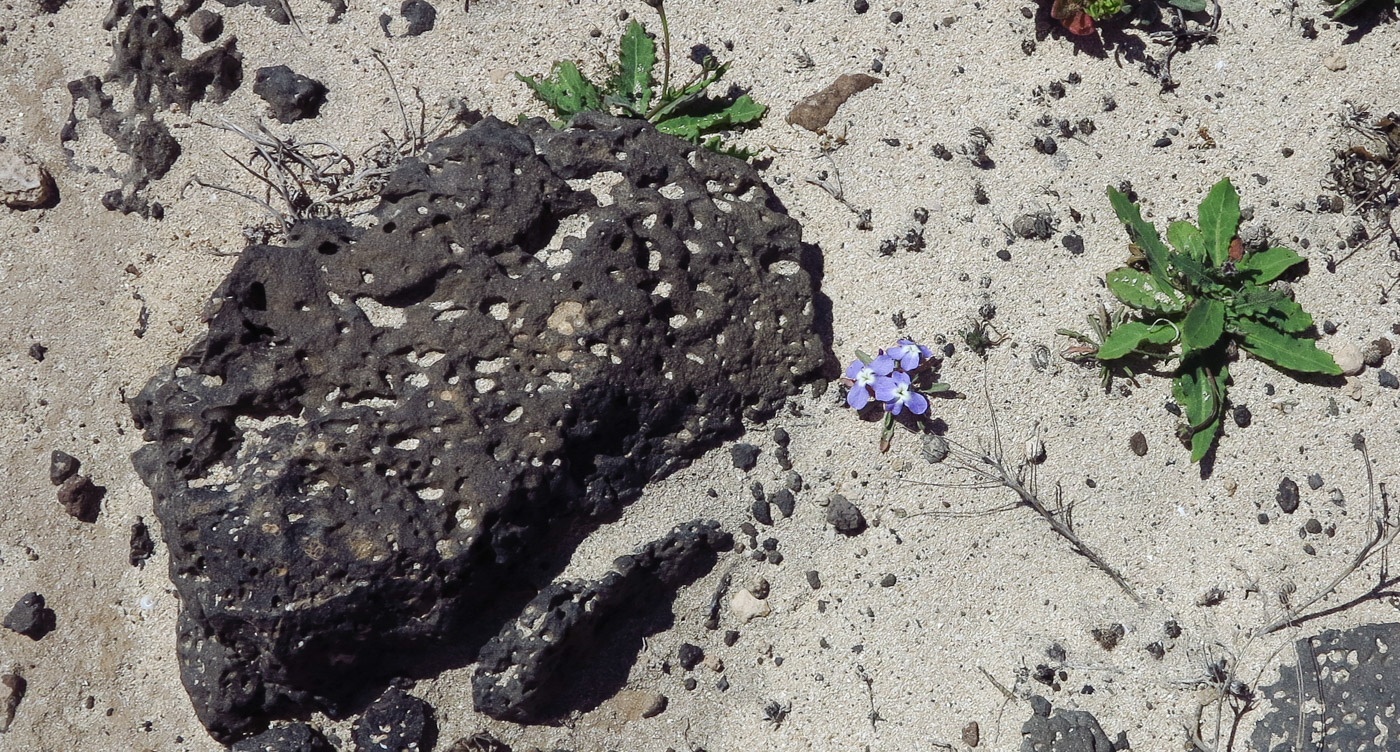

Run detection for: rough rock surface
[[473, 520, 732, 721], [351, 686, 435, 752], [57, 474, 105, 522], [230, 722, 336, 752], [62, 1, 241, 217], [129, 113, 826, 741], [3, 593, 55, 640], [1251, 622, 1400, 752]]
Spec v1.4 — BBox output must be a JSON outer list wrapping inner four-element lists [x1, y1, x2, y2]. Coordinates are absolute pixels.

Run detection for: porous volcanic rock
[[473, 519, 732, 721], [130, 113, 826, 741]]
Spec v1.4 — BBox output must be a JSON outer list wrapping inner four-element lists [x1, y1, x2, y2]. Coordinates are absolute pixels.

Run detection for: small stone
[[677, 643, 704, 671], [49, 450, 80, 486], [1153, 137, 1173, 148], [888, 10, 903, 22], [996, 249, 1012, 262], [253, 65, 330, 124], [962, 720, 980, 748], [130, 518, 155, 567], [766, 550, 784, 565], [400, 0, 436, 36], [749, 576, 771, 599], [921, 435, 949, 464], [1333, 343, 1364, 376], [1277, 477, 1300, 514], [1307, 474, 1323, 491], [1164, 619, 1182, 638], [1305, 518, 1322, 535], [786, 74, 880, 132], [1062, 233, 1085, 255], [3, 592, 55, 640], [784, 471, 802, 492], [351, 686, 433, 752], [57, 475, 105, 522], [1145, 642, 1166, 660], [1023, 437, 1046, 464], [1232, 405, 1252, 428], [853, 0, 868, 12], [716, 676, 729, 691], [769, 489, 796, 518], [723, 630, 739, 646], [27, 343, 46, 361], [825, 494, 866, 535], [773, 427, 791, 447], [187, 9, 223, 42], [1129, 431, 1147, 457], [610, 689, 667, 721], [1030, 695, 1052, 717], [0, 672, 25, 733], [805, 570, 822, 590], [1011, 211, 1054, 240], [0, 147, 55, 209], [730, 589, 771, 623], [232, 723, 336, 752], [1379, 369, 1399, 390], [1322, 52, 1347, 71], [730, 443, 760, 471], [703, 654, 723, 673], [879, 573, 897, 587], [751, 499, 773, 526], [1091, 623, 1124, 651]]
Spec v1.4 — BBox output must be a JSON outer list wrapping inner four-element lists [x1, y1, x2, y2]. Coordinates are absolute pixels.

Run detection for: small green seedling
[[516, 0, 765, 156], [1069, 178, 1340, 462]]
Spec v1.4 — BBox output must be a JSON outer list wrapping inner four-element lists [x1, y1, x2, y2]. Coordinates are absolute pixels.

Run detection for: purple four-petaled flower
[[842, 338, 935, 416]]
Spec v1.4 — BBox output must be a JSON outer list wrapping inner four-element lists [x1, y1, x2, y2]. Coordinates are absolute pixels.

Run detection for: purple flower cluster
[[842, 339, 935, 416]]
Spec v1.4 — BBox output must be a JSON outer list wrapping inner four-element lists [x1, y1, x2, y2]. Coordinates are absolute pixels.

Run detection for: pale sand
[[1, 0, 1399, 749]]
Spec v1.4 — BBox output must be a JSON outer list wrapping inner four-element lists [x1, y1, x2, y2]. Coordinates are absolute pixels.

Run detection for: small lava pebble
[[1165, 620, 1182, 638], [770, 489, 796, 518], [1379, 369, 1399, 389], [996, 249, 1012, 261], [684, 677, 697, 691], [730, 443, 760, 471], [1129, 431, 1147, 457], [3, 593, 55, 640], [871, 59, 884, 73], [678, 643, 704, 671], [1277, 477, 1300, 514], [826, 494, 866, 535], [767, 551, 784, 565], [1307, 474, 1323, 490], [1232, 405, 1252, 428], [27, 343, 46, 361], [49, 450, 80, 486], [1153, 137, 1173, 148], [1062, 233, 1085, 255], [879, 573, 897, 587], [1303, 543, 1317, 556], [806, 570, 822, 589], [129, 518, 155, 567], [913, 207, 929, 224], [761, 537, 778, 552], [724, 630, 739, 646], [1305, 518, 1323, 534], [1146, 642, 1166, 660], [1034, 136, 1058, 155], [1258, 513, 1270, 525], [853, 0, 868, 12], [888, 10, 903, 22], [774, 427, 791, 447], [716, 676, 729, 691], [751, 499, 773, 526]]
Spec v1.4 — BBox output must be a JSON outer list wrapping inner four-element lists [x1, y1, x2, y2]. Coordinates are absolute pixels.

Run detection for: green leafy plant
[[516, 0, 765, 156], [1049, 0, 1204, 35], [1326, 0, 1399, 19], [1065, 178, 1340, 462]]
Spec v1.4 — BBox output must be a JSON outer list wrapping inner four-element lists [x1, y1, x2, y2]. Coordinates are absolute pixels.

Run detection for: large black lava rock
[[130, 113, 827, 741]]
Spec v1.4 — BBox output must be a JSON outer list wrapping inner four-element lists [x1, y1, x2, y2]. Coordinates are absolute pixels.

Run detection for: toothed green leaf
[[1197, 178, 1240, 267], [1096, 321, 1178, 360], [1235, 319, 1341, 374], [1236, 246, 1304, 283], [1173, 359, 1227, 463], [1167, 220, 1206, 263], [1167, 0, 1207, 11], [655, 95, 766, 142], [1182, 298, 1225, 352], [516, 61, 603, 119], [610, 21, 656, 115], [1108, 186, 1172, 283], [1105, 267, 1189, 315]]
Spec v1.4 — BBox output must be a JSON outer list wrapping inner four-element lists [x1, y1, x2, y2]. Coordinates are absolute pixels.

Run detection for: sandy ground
[[2, 0, 1400, 749]]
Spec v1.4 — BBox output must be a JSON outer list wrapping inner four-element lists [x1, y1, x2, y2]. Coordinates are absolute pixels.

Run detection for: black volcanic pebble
[[751, 499, 773, 526], [253, 65, 329, 124], [400, 0, 436, 36], [49, 450, 80, 486], [351, 686, 434, 752], [57, 475, 104, 522], [130, 518, 155, 567], [3, 593, 55, 640], [769, 489, 795, 518], [677, 643, 704, 671], [826, 494, 866, 535], [730, 443, 760, 471], [1277, 477, 1300, 514], [187, 9, 223, 42]]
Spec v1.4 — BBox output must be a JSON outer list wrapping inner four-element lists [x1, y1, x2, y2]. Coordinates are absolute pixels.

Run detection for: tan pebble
[[730, 588, 771, 623], [1332, 343, 1364, 376], [609, 689, 667, 721], [1223, 479, 1237, 496], [1343, 377, 1363, 401], [0, 147, 54, 209], [962, 720, 980, 747], [1323, 53, 1347, 71], [703, 654, 724, 672], [785, 73, 880, 132]]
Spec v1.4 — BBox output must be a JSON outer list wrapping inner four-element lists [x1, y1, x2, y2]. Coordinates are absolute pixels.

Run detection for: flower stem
[[656, 4, 672, 102]]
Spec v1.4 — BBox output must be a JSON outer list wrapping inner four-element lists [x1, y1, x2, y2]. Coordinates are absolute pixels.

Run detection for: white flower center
[[892, 383, 910, 404], [855, 368, 875, 387]]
